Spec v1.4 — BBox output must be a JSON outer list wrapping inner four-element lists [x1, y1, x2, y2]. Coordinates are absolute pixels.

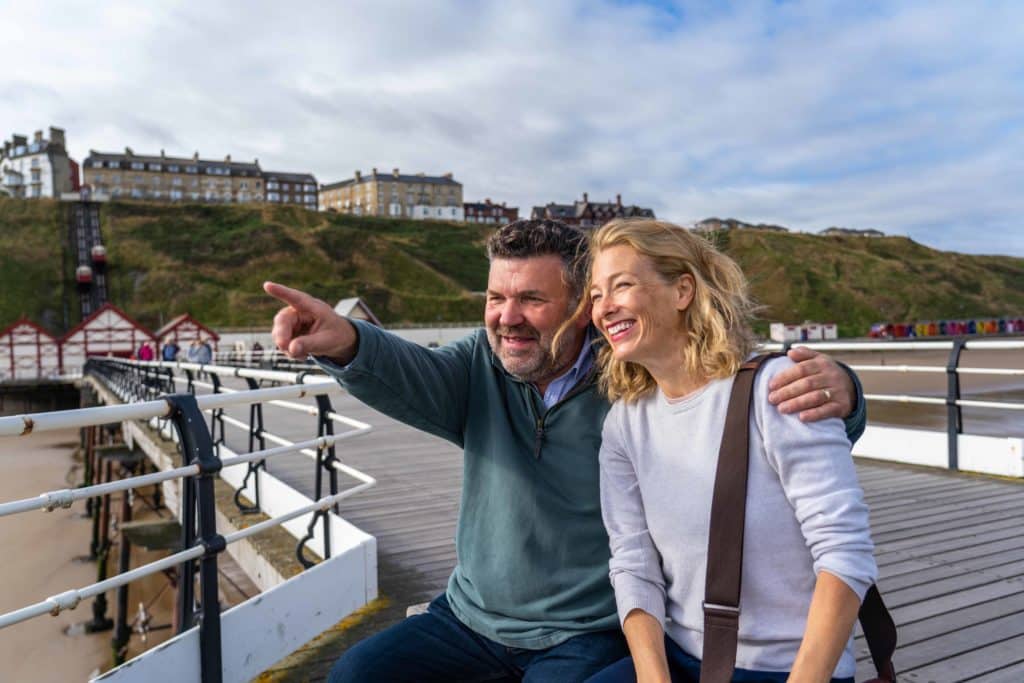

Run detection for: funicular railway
[[0, 338, 1023, 681]]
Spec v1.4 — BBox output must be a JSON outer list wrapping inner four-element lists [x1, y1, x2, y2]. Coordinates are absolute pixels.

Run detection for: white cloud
[[2, 0, 1021, 255]]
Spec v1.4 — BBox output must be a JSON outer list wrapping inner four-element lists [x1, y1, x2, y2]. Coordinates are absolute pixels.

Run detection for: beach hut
[[154, 313, 221, 353], [333, 297, 383, 327], [60, 303, 156, 374], [769, 322, 802, 342], [0, 318, 62, 380], [823, 323, 838, 340], [927, 322, 938, 337]]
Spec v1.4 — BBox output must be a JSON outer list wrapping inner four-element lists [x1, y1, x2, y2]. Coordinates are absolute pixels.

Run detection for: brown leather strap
[[700, 355, 767, 683], [701, 353, 898, 682]]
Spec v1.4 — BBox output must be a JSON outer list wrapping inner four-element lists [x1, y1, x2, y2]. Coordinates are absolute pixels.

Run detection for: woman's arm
[[622, 609, 671, 683], [599, 406, 671, 680], [787, 571, 862, 683]]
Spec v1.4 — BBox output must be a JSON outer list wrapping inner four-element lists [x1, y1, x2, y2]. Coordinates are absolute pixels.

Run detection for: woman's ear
[[676, 274, 695, 312]]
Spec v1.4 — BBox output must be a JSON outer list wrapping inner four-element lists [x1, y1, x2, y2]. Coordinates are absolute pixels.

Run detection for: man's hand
[[767, 347, 856, 422], [264, 281, 358, 364]]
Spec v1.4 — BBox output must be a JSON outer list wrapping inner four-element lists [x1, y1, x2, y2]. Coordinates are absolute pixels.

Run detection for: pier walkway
[[224, 385, 1024, 682]]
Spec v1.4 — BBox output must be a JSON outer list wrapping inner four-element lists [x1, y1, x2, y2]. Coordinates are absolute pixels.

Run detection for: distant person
[[161, 341, 179, 362], [251, 341, 264, 365], [137, 342, 154, 362], [186, 339, 200, 363], [265, 219, 867, 683], [583, 220, 875, 683], [196, 337, 213, 365]]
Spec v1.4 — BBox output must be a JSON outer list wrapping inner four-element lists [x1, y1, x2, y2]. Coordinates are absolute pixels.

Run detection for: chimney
[[485, 198, 492, 205], [392, 168, 400, 178], [355, 170, 362, 182], [616, 193, 622, 206], [160, 149, 166, 158], [254, 158, 260, 168], [193, 151, 200, 161], [371, 167, 378, 176], [48, 127, 66, 148], [33, 130, 43, 144], [582, 192, 588, 203], [442, 172, 453, 179], [125, 146, 134, 156], [225, 154, 231, 164], [501, 201, 506, 207]]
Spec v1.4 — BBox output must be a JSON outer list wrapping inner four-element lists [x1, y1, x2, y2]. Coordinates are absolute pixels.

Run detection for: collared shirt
[[541, 329, 596, 408]]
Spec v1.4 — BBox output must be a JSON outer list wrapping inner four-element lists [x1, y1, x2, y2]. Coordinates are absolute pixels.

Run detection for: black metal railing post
[[946, 338, 967, 470], [167, 393, 225, 683], [296, 394, 339, 568], [234, 377, 266, 514], [208, 374, 225, 456]]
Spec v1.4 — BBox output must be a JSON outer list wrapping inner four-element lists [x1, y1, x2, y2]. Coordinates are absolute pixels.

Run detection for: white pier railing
[[761, 338, 1024, 476], [0, 357, 377, 682]]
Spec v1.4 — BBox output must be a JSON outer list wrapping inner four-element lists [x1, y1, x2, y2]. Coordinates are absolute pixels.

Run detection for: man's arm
[[265, 281, 473, 445], [767, 347, 868, 443]]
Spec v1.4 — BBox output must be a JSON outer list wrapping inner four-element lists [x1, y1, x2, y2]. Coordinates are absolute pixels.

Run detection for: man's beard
[[486, 322, 580, 384]]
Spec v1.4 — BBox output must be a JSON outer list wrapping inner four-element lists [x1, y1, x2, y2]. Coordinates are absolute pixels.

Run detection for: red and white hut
[[0, 318, 63, 380], [154, 313, 220, 352], [60, 303, 156, 374]]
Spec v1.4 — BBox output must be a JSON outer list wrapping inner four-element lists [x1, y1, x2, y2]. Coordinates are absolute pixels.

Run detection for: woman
[[583, 219, 876, 683]]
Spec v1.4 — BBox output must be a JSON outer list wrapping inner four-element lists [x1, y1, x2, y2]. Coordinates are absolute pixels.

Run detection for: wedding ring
[[822, 388, 832, 403]]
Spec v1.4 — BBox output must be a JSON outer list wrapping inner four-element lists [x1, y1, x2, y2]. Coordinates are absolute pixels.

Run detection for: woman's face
[[589, 244, 693, 368]]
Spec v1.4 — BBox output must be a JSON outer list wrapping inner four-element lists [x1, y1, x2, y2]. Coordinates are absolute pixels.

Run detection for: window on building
[[131, 188, 143, 198], [186, 165, 198, 174], [131, 162, 144, 170], [240, 181, 248, 189], [112, 174, 121, 184], [172, 177, 182, 186], [107, 161, 120, 169], [170, 189, 183, 200], [152, 176, 161, 185], [148, 163, 161, 171], [304, 184, 315, 192], [267, 182, 279, 190], [167, 164, 180, 172]]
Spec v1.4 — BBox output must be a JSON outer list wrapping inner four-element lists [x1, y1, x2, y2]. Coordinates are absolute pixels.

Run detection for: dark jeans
[[585, 634, 854, 683], [328, 594, 629, 682]]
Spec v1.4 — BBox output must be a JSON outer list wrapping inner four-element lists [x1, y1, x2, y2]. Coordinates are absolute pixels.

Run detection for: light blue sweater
[[599, 356, 877, 677]]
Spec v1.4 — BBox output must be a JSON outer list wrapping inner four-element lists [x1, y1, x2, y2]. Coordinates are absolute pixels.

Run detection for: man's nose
[[498, 299, 523, 327]]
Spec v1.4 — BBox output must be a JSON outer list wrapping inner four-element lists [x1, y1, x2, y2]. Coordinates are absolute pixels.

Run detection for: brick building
[[530, 193, 654, 228], [319, 168, 463, 221], [263, 171, 318, 209], [463, 199, 518, 225], [82, 148, 316, 208]]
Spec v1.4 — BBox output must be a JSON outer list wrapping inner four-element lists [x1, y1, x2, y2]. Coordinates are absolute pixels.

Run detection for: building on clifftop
[[0, 127, 78, 199], [530, 193, 654, 229], [319, 168, 464, 221]]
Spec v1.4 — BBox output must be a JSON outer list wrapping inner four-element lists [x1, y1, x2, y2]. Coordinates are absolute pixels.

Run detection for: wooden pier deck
[[213, 386, 1024, 682]]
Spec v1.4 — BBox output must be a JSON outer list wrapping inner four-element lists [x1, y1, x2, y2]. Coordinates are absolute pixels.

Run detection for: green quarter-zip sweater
[[319, 320, 617, 649], [317, 319, 869, 650]]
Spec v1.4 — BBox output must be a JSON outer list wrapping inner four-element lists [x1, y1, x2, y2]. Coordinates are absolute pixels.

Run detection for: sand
[[0, 428, 110, 682]]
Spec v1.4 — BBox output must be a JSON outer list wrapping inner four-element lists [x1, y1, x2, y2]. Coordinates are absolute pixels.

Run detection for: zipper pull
[[534, 418, 544, 459]]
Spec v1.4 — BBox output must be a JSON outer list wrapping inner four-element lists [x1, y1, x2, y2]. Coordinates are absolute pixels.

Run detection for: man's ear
[[575, 301, 593, 330], [676, 274, 696, 312]]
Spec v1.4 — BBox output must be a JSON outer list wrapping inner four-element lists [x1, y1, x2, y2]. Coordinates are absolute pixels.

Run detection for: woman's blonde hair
[[582, 219, 758, 402]]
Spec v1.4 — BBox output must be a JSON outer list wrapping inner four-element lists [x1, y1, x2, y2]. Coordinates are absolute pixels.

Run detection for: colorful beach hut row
[[869, 317, 1024, 339], [0, 304, 219, 381]]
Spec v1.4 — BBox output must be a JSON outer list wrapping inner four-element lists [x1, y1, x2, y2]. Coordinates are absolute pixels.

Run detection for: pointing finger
[[264, 281, 320, 313]]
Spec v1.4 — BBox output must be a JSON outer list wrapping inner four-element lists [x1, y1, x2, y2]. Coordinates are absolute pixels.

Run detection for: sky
[[3, 0, 1022, 255]]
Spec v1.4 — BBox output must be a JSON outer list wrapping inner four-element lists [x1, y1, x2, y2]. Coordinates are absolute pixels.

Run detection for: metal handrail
[[0, 357, 376, 682]]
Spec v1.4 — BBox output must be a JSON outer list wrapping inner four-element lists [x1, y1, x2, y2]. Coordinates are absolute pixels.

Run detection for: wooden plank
[[883, 563, 1024, 609], [874, 524, 1024, 559], [965, 660, 1024, 682], [888, 580, 1024, 625], [899, 633, 1024, 681], [878, 546, 1024, 592]]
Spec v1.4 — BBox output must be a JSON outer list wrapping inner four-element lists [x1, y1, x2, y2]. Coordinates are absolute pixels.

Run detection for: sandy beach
[[0, 428, 110, 682]]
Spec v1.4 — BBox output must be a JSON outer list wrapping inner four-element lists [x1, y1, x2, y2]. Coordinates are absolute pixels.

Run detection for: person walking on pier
[[265, 219, 867, 683]]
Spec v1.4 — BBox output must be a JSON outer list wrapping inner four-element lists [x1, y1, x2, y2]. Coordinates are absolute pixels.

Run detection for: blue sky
[[2, 0, 1022, 255]]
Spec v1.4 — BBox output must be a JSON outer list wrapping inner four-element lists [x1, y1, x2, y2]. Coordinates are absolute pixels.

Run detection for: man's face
[[485, 255, 587, 385]]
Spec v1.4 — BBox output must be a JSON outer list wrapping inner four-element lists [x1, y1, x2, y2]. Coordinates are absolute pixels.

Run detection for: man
[[265, 219, 865, 682]]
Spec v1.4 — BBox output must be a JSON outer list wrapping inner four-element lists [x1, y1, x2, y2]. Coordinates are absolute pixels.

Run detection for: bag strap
[[700, 353, 897, 682]]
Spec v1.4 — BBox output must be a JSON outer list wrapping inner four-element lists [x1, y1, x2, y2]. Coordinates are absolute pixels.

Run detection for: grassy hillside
[[1, 198, 1022, 337]]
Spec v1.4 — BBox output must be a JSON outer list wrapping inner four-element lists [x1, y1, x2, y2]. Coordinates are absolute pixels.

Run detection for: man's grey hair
[[485, 219, 589, 301]]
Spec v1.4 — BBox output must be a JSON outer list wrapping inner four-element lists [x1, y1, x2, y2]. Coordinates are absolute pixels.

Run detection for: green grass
[[1, 199, 1022, 335]]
